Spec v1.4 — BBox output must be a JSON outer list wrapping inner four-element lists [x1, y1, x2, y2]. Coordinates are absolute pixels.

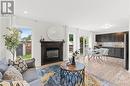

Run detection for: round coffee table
[[60, 61, 85, 86]]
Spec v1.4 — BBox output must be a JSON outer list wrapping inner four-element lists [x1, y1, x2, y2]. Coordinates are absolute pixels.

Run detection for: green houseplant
[[3, 27, 20, 61]]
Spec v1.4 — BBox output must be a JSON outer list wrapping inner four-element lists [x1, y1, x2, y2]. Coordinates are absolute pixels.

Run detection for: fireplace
[[47, 48, 59, 58], [40, 40, 64, 65]]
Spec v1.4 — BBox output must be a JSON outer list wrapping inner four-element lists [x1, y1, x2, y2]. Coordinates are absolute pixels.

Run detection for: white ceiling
[[15, 0, 129, 31]]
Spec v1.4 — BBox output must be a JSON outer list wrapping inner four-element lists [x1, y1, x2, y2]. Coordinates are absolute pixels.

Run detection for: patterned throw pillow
[[25, 58, 35, 68], [3, 66, 23, 81], [9, 57, 28, 73], [0, 81, 30, 86]]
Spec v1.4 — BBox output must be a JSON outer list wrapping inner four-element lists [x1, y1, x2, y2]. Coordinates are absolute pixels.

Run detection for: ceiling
[[15, 0, 129, 31]]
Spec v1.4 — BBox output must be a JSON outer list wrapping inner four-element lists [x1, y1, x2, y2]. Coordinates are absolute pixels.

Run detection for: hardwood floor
[[80, 56, 130, 86], [41, 57, 130, 86]]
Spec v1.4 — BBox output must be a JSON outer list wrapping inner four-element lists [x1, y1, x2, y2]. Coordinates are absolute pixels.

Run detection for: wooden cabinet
[[108, 47, 115, 57], [106, 47, 124, 59], [96, 35, 101, 42], [96, 33, 124, 42], [96, 32, 125, 59], [115, 33, 124, 42], [114, 48, 120, 58], [111, 33, 115, 42]]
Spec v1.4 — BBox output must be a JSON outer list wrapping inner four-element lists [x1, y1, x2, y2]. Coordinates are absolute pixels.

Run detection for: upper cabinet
[[96, 33, 124, 42], [96, 35, 101, 42], [115, 33, 124, 42]]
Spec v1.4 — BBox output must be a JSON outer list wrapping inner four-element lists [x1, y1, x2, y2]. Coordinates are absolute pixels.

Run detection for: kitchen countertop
[[94, 46, 124, 48], [101, 46, 124, 48]]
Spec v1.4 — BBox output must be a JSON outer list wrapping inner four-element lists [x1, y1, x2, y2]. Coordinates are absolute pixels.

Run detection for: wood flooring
[[41, 57, 130, 86], [79, 56, 130, 86]]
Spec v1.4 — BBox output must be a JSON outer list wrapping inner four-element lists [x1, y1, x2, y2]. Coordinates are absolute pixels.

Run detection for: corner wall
[[6, 16, 94, 66], [0, 16, 12, 59], [12, 16, 67, 66]]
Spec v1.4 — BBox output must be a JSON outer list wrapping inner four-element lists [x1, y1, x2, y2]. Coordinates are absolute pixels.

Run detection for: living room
[[0, 0, 130, 86]]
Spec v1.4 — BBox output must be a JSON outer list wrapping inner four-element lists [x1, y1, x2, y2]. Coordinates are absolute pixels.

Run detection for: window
[[85, 36, 89, 47], [80, 36, 83, 55], [69, 34, 74, 57], [16, 28, 32, 60], [80, 36, 89, 56]]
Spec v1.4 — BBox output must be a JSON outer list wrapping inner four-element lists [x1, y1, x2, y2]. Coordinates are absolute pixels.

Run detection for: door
[[125, 32, 129, 70]]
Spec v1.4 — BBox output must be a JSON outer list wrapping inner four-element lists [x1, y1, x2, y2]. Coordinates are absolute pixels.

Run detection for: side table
[[60, 61, 85, 86]]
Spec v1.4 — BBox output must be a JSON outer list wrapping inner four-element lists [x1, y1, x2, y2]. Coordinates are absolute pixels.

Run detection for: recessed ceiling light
[[24, 11, 28, 14], [101, 24, 113, 28]]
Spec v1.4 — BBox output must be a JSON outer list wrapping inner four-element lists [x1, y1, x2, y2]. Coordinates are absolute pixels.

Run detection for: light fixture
[[101, 24, 113, 29], [24, 11, 28, 14]]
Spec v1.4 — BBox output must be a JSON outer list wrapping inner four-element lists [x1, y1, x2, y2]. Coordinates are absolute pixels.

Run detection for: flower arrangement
[[72, 50, 80, 59], [70, 50, 80, 65]]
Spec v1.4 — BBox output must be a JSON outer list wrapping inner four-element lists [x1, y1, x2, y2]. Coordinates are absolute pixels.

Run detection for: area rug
[[36, 65, 111, 86]]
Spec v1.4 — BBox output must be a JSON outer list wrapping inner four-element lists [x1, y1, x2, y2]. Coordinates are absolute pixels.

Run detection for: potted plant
[[3, 27, 20, 61]]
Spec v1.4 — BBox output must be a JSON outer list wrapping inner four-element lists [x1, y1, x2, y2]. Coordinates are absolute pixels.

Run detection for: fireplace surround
[[40, 40, 64, 65]]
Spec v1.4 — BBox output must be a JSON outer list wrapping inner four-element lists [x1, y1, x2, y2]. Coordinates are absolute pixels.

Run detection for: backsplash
[[96, 42, 125, 48]]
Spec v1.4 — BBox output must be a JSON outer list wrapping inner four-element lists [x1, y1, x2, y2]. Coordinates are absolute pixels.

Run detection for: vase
[[71, 56, 75, 65]]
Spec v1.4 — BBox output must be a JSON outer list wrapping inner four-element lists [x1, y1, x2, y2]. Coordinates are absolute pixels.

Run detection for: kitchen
[[95, 32, 129, 70]]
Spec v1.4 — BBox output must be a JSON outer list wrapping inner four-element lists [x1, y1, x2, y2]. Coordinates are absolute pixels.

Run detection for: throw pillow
[[12, 81, 30, 86], [9, 57, 28, 73], [3, 66, 23, 81], [0, 81, 10, 86], [0, 81, 30, 86], [25, 58, 35, 68], [0, 64, 8, 74]]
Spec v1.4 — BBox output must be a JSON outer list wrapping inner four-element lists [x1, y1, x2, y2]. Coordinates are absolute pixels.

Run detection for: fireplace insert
[[47, 48, 59, 58], [40, 40, 64, 65]]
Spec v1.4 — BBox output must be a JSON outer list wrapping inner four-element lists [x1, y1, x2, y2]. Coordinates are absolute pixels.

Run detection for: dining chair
[[102, 48, 109, 61], [87, 48, 109, 63]]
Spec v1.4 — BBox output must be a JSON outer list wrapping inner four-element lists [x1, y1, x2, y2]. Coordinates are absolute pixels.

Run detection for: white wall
[[66, 27, 94, 56], [0, 16, 12, 59], [12, 16, 67, 66], [0, 15, 94, 66]]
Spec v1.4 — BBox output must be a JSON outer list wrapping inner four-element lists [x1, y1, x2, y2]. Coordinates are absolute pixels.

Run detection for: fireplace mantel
[[40, 40, 64, 65]]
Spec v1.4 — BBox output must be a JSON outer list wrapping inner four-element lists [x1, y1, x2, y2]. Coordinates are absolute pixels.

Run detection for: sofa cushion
[[3, 65, 23, 81], [25, 58, 35, 68], [29, 79, 42, 86], [9, 57, 28, 73], [22, 68, 38, 82], [0, 58, 8, 74], [0, 72, 2, 80], [0, 58, 8, 65], [0, 64, 8, 74]]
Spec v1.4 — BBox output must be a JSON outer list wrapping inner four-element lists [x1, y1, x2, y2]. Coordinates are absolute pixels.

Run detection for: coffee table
[[60, 61, 85, 86]]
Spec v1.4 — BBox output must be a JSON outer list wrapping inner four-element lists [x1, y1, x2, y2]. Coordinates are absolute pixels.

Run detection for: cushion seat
[[22, 68, 38, 83]]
